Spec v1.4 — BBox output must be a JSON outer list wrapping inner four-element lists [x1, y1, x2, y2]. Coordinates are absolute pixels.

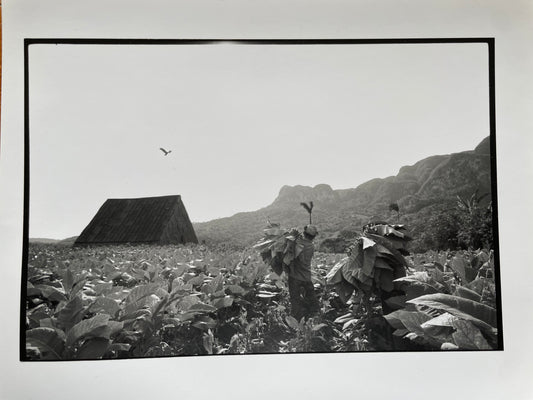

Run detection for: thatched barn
[[75, 195, 198, 245]]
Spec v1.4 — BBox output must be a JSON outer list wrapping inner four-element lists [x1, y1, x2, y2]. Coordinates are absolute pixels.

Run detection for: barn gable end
[[75, 195, 198, 245], [160, 196, 198, 244]]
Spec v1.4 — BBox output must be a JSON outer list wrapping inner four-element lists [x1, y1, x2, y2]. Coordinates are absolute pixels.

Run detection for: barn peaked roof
[[75, 195, 198, 245]]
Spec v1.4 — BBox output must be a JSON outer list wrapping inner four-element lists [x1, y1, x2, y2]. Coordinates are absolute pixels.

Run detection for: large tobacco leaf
[[26, 327, 66, 360], [454, 286, 482, 302], [451, 319, 492, 350], [449, 256, 477, 283], [384, 310, 431, 335], [125, 283, 160, 304], [325, 258, 346, 285], [188, 302, 217, 313], [212, 296, 233, 309], [205, 274, 224, 295], [94, 282, 115, 296], [56, 295, 85, 331], [420, 312, 457, 342], [121, 295, 160, 320], [76, 337, 111, 359], [66, 314, 111, 347], [89, 296, 121, 317], [34, 284, 67, 302], [407, 293, 497, 330]]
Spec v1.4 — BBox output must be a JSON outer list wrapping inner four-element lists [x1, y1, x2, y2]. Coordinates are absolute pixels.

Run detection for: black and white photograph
[[1, 1, 532, 399], [23, 39, 502, 360]]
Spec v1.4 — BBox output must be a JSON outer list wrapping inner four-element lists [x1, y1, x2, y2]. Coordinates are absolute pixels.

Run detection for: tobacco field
[[25, 242, 499, 360]]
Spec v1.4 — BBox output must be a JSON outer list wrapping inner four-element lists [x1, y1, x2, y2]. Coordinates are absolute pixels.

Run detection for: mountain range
[[193, 136, 492, 249]]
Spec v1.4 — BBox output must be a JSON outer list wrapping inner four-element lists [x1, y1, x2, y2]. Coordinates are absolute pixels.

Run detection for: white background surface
[[1, 1, 532, 399]]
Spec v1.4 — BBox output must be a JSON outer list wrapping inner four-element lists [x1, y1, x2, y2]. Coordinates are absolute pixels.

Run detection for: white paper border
[[1, 1, 532, 399]]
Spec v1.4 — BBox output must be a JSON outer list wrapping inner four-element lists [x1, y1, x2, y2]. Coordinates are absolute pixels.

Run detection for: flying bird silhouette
[[159, 148, 172, 156]]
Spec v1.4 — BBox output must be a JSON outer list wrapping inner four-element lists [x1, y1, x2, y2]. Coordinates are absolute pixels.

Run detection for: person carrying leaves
[[287, 225, 320, 320]]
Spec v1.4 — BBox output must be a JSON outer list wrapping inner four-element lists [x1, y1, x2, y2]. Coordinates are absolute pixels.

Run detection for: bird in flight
[[160, 148, 172, 156]]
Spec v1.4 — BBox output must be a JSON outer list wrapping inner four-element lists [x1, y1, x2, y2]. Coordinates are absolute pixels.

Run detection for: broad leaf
[[172, 263, 188, 278], [420, 312, 457, 342], [466, 278, 488, 295], [188, 302, 217, 313], [206, 274, 224, 295], [66, 314, 110, 347], [257, 291, 277, 298], [342, 319, 359, 330], [375, 244, 394, 256], [171, 281, 193, 295], [392, 328, 410, 337], [176, 295, 200, 312], [192, 316, 217, 330], [441, 342, 459, 350], [70, 276, 87, 298], [407, 293, 497, 329], [56, 296, 85, 331], [155, 287, 169, 299], [187, 274, 206, 287], [398, 310, 431, 336], [384, 310, 429, 333], [383, 295, 406, 310], [450, 256, 467, 282], [212, 296, 233, 309], [94, 282, 114, 296], [125, 283, 159, 304], [464, 267, 478, 283], [452, 319, 492, 350], [108, 343, 131, 352], [28, 305, 52, 327], [27, 284, 42, 297], [312, 323, 328, 331], [395, 271, 432, 284], [403, 282, 439, 301], [207, 266, 221, 277], [39, 317, 55, 328], [421, 312, 457, 328], [35, 284, 67, 302], [63, 269, 74, 293], [226, 285, 245, 296], [362, 237, 376, 250], [334, 313, 354, 324], [374, 258, 393, 271], [285, 316, 300, 331], [176, 312, 197, 322], [122, 295, 159, 320], [378, 269, 394, 292], [325, 259, 346, 285], [107, 320, 124, 337], [362, 246, 377, 277], [76, 338, 110, 359], [89, 296, 120, 317], [334, 280, 356, 303], [162, 318, 182, 327], [203, 330, 214, 354], [26, 327, 65, 360], [454, 286, 482, 302]]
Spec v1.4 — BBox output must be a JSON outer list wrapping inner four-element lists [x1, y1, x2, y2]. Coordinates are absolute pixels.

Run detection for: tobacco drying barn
[[75, 195, 198, 245]]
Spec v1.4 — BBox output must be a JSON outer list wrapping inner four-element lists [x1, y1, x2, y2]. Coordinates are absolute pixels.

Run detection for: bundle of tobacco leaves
[[253, 225, 305, 276], [325, 223, 412, 303]]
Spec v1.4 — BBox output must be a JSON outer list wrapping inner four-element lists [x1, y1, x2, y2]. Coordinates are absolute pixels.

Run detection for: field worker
[[288, 225, 320, 320]]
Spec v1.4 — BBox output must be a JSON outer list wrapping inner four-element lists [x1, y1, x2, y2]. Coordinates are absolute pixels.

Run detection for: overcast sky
[[28, 42, 489, 239]]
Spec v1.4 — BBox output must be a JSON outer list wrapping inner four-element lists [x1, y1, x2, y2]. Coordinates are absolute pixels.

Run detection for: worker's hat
[[304, 225, 318, 237]]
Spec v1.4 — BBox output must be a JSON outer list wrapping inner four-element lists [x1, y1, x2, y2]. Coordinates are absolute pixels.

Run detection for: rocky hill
[[194, 137, 492, 249]]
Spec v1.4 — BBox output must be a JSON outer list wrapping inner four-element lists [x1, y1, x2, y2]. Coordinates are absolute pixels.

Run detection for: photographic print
[[22, 39, 502, 360]]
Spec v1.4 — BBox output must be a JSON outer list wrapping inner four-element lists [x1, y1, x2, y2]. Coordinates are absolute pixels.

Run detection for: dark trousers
[[288, 276, 320, 321]]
